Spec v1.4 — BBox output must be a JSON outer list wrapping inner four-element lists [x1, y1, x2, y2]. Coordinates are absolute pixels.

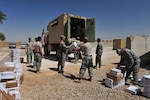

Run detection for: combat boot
[[58, 66, 64, 74], [88, 76, 92, 81], [57, 66, 60, 72]]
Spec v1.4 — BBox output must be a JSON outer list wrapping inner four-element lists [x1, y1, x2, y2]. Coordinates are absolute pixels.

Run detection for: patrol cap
[[116, 49, 121, 55], [97, 38, 101, 41], [60, 35, 66, 38], [37, 36, 42, 40]]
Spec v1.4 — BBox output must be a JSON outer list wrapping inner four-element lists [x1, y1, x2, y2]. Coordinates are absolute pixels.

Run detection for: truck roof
[[49, 13, 90, 24]]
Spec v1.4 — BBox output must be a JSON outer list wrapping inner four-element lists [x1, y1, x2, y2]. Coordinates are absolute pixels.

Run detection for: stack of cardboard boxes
[[140, 75, 150, 98], [0, 49, 23, 100], [105, 68, 125, 89]]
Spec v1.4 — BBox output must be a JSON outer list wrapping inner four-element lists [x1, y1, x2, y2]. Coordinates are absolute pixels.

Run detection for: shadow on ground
[[98, 79, 106, 86], [44, 54, 58, 61], [62, 72, 92, 83], [27, 69, 36, 73], [63, 73, 78, 80], [49, 67, 58, 72], [26, 65, 34, 68]]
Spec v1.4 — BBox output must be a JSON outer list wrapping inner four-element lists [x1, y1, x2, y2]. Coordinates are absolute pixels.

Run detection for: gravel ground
[[19, 43, 150, 100]]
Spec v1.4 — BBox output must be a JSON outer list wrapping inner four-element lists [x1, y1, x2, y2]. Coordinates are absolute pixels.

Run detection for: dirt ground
[[19, 43, 150, 100]]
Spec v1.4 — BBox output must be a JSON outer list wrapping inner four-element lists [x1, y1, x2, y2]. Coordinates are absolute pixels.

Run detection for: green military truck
[[44, 13, 95, 55]]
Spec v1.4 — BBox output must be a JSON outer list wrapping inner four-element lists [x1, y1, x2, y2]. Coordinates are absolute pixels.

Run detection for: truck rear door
[[67, 15, 71, 42], [85, 18, 95, 42]]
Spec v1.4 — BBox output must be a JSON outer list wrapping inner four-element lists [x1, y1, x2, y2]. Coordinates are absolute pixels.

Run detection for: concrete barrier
[[126, 35, 150, 66], [113, 39, 126, 50], [126, 36, 147, 57]]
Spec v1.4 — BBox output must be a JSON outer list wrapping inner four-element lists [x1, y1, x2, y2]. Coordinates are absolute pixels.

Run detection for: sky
[[0, 0, 150, 42]]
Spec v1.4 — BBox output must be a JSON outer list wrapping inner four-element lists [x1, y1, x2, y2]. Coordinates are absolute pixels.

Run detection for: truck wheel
[[44, 44, 50, 55], [44, 49, 50, 55]]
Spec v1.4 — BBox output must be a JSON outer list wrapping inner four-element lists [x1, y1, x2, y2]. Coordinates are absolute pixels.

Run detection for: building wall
[[0, 42, 22, 48], [0, 41, 10, 48]]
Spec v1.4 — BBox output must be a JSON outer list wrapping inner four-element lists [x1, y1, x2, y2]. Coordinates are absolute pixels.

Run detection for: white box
[[105, 73, 125, 89], [11, 49, 20, 54], [126, 85, 141, 95], [7, 87, 19, 96], [15, 92, 21, 100], [0, 83, 8, 93], [139, 75, 146, 87], [7, 87, 21, 100], [4, 62, 15, 67], [0, 72, 15, 80], [105, 78, 113, 88], [110, 68, 121, 75], [139, 75, 150, 87], [143, 75, 150, 98]]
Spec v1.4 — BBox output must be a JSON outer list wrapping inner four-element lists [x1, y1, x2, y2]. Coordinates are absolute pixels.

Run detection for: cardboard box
[[7, 87, 20, 99], [106, 73, 122, 81], [105, 77, 125, 89], [0, 67, 14, 72], [113, 39, 126, 50], [0, 90, 15, 100], [20, 57, 24, 63], [6, 81, 18, 88]]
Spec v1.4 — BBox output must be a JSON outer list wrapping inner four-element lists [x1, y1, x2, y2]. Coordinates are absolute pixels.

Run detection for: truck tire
[[44, 44, 50, 55]]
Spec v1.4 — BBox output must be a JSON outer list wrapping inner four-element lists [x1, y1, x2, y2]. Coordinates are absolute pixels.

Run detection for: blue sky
[[0, 0, 150, 42]]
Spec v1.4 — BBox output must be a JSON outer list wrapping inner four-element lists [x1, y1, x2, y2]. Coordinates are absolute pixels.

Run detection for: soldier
[[95, 38, 103, 69], [25, 37, 33, 64], [57, 35, 67, 74], [78, 37, 93, 82], [116, 48, 141, 85], [33, 36, 44, 73]]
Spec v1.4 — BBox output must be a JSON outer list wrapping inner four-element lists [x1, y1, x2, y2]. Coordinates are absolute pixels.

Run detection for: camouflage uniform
[[79, 42, 93, 80], [33, 41, 42, 72], [57, 40, 67, 73], [26, 41, 33, 63], [95, 42, 103, 68], [117, 48, 141, 84]]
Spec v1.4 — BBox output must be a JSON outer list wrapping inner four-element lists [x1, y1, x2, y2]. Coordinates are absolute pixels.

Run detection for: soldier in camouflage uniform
[[33, 36, 44, 73], [78, 37, 93, 82], [116, 48, 141, 85], [95, 38, 103, 69], [25, 37, 33, 64], [57, 35, 67, 74]]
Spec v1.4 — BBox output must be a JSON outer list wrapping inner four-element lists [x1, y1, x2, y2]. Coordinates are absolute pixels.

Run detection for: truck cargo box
[[45, 13, 95, 55]]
